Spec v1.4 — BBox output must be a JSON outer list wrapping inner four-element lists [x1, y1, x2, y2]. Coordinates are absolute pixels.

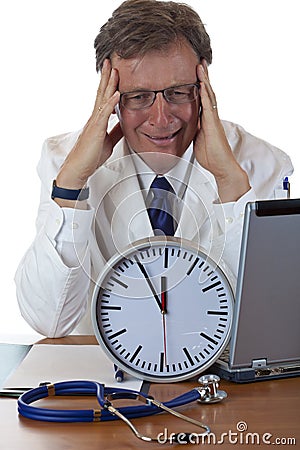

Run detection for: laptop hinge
[[252, 359, 267, 368]]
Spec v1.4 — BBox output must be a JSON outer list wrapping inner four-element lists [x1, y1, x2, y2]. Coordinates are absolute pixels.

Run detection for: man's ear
[[200, 58, 209, 76], [114, 104, 121, 120]]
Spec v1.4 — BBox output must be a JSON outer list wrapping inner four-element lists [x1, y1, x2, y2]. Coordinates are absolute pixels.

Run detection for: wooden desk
[[1, 336, 299, 449]]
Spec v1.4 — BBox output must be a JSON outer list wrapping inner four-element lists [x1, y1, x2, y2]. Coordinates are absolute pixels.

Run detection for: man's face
[[111, 40, 200, 172]]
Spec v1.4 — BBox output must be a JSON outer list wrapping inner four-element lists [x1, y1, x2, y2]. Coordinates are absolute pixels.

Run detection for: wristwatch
[[92, 236, 234, 382], [51, 179, 89, 201]]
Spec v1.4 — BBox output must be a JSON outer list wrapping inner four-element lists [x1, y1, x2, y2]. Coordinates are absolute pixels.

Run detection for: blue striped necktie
[[148, 177, 175, 236]]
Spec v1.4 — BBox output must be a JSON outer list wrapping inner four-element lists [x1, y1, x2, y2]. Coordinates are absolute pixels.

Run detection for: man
[[15, 0, 293, 337]]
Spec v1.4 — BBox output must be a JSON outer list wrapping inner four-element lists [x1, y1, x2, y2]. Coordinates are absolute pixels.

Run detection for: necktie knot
[[150, 176, 173, 193]]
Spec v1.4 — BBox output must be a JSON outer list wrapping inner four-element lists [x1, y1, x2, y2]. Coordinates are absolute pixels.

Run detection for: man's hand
[[55, 59, 123, 200], [194, 61, 250, 203]]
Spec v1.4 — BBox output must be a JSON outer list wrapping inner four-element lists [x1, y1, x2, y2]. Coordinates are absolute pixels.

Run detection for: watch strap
[[51, 180, 89, 201]]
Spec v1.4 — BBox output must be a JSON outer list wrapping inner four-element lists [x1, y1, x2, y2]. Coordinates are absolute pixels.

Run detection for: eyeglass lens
[[120, 84, 199, 110]]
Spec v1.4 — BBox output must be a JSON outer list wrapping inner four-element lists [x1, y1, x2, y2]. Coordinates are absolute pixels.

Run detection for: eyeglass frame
[[119, 82, 200, 110]]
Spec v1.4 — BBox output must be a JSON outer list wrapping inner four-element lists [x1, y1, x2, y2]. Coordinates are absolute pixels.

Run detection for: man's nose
[[148, 93, 173, 127]]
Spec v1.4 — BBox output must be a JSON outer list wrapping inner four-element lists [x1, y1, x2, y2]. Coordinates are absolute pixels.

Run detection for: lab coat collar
[[90, 138, 217, 248]]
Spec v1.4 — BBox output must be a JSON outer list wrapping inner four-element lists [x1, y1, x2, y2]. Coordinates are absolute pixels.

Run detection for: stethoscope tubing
[[18, 380, 201, 423]]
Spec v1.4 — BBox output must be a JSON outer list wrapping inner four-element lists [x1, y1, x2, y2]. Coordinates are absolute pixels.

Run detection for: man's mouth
[[144, 130, 180, 142]]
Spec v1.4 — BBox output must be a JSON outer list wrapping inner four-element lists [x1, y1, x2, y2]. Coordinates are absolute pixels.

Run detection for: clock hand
[[161, 276, 167, 314], [161, 276, 168, 366], [134, 256, 162, 311]]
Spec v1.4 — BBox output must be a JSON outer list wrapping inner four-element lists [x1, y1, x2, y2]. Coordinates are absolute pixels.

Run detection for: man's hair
[[94, 0, 212, 72]]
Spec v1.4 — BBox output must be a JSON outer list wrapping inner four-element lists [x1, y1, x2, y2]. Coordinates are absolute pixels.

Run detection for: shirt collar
[[129, 143, 194, 199]]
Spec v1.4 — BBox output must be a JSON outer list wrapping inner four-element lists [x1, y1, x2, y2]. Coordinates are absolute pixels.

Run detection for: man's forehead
[[110, 48, 171, 72], [110, 42, 199, 91], [111, 52, 143, 72], [110, 39, 199, 71]]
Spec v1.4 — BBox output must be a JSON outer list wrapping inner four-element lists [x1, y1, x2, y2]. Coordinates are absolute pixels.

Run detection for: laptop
[[211, 198, 300, 382]]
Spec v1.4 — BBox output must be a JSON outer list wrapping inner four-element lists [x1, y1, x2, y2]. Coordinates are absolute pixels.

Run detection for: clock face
[[92, 237, 234, 382]]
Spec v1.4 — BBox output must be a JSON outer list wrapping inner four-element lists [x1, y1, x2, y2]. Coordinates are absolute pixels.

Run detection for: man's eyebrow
[[119, 85, 153, 93], [122, 87, 151, 92]]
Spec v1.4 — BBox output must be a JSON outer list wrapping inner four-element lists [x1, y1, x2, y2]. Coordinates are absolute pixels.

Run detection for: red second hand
[[161, 277, 168, 367], [161, 290, 166, 314]]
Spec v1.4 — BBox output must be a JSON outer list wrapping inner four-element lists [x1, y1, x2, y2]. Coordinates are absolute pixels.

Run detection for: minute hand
[[134, 257, 162, 311]]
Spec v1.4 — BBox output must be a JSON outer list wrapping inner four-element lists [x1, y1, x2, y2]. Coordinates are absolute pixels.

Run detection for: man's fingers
[[105, 68, 119, 101], [95, 91, 120, 121], [93, 59, 112, 113], [197, 64, 218, 113], [93, 72, 119, 122], [200, 82, 218, 116]]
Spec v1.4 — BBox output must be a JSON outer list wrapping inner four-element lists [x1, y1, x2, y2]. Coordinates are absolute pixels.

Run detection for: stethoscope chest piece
[[197, 374, 227, 404]]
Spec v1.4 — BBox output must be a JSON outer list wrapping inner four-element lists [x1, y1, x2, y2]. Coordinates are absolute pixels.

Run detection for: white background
[[1, 0, 299, 339]]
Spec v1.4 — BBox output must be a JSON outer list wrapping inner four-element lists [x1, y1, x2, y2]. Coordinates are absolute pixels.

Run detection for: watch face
[[92, 237, 234, 382]]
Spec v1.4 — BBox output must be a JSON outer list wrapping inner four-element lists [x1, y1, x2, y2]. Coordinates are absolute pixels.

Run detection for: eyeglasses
[[119, 83, 200, 110]]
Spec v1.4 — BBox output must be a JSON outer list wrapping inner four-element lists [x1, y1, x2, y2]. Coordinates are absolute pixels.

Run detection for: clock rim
[[91, 236, 234, 383]]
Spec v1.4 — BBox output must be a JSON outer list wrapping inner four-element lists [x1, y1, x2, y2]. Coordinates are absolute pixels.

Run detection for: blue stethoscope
[[18, 375, 227, 443]]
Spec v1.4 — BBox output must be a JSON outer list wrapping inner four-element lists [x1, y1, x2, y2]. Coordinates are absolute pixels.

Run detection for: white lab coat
[[15, 120, 293, 337]]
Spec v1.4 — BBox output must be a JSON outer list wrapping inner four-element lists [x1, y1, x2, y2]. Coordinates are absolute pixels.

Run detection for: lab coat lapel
[[91, 140, 153, 251], [175, 161, 217, 241], [108, 164, 153, 249]]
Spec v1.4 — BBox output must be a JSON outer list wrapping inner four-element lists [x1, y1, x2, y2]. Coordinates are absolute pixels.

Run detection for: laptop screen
[[230, 199, 300, 369]]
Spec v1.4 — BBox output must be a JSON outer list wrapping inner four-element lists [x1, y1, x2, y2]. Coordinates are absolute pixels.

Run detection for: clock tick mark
[[129, 345, 143, 364], [202, 280, 222, 293], [200, 332, 218, 346], [159, 352, 165, 372], [183, 347, 195, 366], [101, 305, 122, 311], [164, 248, 169, 268], [207, 310, 228, 316], [109, 276, 128, 289], [186, 257, 200, 275], [107, 328, 127, 340]]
